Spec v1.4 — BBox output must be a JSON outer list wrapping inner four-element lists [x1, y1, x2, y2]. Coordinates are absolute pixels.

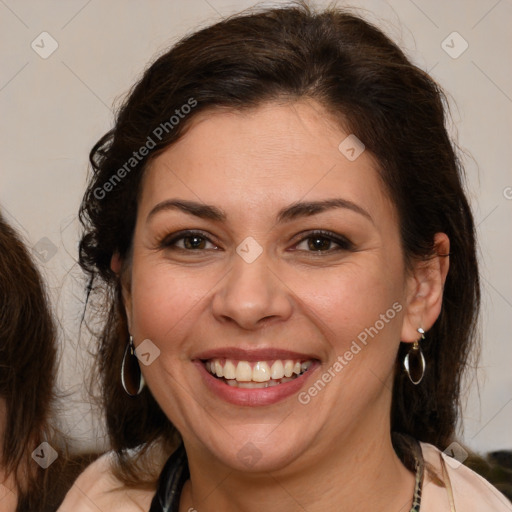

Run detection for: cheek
[[292, 260, 404, 348], [127, 259, 215, 417], [129, 258, 214, 347], [294, 263, 405, 417]]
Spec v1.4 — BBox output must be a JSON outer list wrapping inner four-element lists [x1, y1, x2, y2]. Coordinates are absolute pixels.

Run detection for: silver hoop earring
[[404, 328, 426, 385], [121, 335, 145, 396]]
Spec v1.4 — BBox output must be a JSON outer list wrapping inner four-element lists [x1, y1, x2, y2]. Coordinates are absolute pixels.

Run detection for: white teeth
[[205, 358, 313, 384], [301, 361, 312, 372], [224, 376, 297, 388], [237, 381, 261, 388], [270, 360, 284, 380], [214, 360, 224, 378], [284, 360, 294, 378], [223, 360, 236, 380], [252, 361, 271, 382], [235, 361, 252, 382]]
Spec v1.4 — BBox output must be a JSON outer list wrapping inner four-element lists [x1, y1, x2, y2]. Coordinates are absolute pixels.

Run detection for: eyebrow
[[276, 198, 373, 224], [147, 198, 373, 224]]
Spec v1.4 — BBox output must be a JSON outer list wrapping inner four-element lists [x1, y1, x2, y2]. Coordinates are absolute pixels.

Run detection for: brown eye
[[306, 236, 332, 251], [293, 230, 354, 253], [161, 231, 218, 251], [182, 234, 207, 250]]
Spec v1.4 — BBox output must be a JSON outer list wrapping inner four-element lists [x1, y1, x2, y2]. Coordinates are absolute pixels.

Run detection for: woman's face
[[123, 100, 423, 472]]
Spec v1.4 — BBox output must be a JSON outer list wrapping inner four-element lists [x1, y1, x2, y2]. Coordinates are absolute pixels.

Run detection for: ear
[[401, 233, 450, 342], [111, 252, 133, 331], [111, 251, 122, 274]]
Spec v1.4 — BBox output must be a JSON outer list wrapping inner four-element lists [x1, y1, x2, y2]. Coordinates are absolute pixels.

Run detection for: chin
[[197, 426, 310, 473]]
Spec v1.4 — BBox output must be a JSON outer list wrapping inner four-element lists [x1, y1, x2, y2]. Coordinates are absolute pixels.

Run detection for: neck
[[180, 405, 416, 512]]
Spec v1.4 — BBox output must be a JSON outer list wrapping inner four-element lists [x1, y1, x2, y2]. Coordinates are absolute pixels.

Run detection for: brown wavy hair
[[0, 214, 66, 511], [78, 1, 480, 486]]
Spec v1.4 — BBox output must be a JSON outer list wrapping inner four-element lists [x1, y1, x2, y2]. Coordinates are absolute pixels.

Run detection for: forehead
[[139, 100, 394, 224]]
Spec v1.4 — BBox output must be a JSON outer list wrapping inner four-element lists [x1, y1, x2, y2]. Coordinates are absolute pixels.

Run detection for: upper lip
[[194, 347, 320, 362]]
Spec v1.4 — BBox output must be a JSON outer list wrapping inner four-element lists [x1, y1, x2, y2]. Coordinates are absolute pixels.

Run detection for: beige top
[[58, 442, 512, 511], [420, 442, 512, 511], [56, 450, 154, 512]]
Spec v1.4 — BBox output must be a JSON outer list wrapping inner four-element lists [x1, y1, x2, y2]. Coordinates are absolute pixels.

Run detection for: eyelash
[[159, 229, 354, 254]]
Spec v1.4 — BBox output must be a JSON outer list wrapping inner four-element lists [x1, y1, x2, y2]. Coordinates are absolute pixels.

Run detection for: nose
[[211, 252, 293, 330]]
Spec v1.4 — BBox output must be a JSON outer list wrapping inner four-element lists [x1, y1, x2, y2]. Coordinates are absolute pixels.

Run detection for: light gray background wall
[[0, 0, 511, 454]]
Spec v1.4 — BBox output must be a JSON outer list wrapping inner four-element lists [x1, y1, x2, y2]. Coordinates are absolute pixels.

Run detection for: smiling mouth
[[203, 358, 313, 388]]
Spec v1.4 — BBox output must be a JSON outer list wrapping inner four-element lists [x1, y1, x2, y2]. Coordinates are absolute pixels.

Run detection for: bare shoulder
[[57, 451, 155, 512]]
